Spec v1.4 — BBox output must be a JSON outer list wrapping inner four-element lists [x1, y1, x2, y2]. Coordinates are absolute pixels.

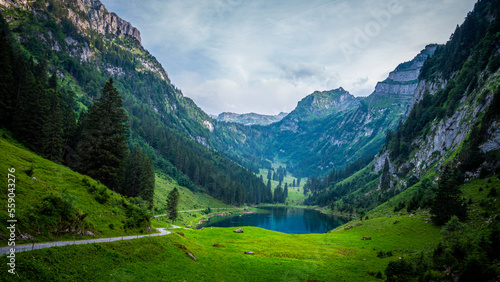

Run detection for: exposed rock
[[18, 233, 34, 240], [244, 251, 254, 255], [186, 252, 197, 261], [480, 120, 500, 153], [173, 243, 187, 250], [85, 231, 94, 236], [84, 0, 141, 43], [203, 120, 214, 132], [234, 228, 243, 233]]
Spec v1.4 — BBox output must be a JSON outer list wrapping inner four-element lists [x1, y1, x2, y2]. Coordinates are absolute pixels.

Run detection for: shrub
[[385, 259, 414, 281], [94, 186, 110, 204], [25, 164, 35, 177]]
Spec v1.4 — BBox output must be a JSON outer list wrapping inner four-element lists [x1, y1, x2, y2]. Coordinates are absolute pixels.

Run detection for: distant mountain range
[[212, 45, 437, 176], [215, 112, 288, 126]]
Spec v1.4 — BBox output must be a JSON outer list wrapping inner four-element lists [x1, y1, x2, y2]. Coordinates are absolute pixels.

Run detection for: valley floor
[[0, 211, 441, 281]]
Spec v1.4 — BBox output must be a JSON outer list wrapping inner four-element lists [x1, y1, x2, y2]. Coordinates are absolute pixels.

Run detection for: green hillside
[[153, 173, 230, 215], [0, 129, 150, 245]]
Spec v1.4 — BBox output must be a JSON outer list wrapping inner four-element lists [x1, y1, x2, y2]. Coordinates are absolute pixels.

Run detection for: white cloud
[[102, 0, 477, 115]]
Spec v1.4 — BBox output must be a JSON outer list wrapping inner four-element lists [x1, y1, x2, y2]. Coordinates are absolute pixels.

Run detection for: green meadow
[[0, 211, 442, 281]]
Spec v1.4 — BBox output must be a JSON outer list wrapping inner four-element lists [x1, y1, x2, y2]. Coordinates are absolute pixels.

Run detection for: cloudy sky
[[102, 0, 476, 115]]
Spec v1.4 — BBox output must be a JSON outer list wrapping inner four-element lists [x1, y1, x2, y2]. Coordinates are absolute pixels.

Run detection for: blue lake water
[[198, 206, 349, 234]]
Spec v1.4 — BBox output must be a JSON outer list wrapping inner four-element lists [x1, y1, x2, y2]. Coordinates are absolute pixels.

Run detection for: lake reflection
[[198, 207, 349, 234]]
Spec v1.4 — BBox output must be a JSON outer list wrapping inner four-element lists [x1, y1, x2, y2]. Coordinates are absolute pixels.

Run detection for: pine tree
[[284, 182, 288, 202], [431, 166, 467, 225], [166, 187, 180, 223], [13, 59, 46, 150], [0, 26, 14, 127], [274, 183, 283, 203], [77, 78, 129, 190], [42, 88, 63, 162], [380, 159, 391, 190], [266, 179, 272, 202], [139, 153, 155, 209]]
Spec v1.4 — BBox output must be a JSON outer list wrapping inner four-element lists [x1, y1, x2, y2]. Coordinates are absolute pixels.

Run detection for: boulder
[[234, 228, 244, 233], [186, 252, 197, 261], [173, 243, 187, 250], [244, 251, 254, 255]]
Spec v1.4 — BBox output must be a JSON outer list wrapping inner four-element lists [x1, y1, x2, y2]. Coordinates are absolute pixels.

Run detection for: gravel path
[[0, 228, 172, 255]]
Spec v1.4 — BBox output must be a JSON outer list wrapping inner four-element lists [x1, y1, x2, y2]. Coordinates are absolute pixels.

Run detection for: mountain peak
[[0, 0, 142, 44], [284, 88, 360, 122]]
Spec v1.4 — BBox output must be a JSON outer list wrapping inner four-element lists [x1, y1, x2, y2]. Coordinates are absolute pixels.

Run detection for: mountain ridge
[[216, 111, 288, 126]]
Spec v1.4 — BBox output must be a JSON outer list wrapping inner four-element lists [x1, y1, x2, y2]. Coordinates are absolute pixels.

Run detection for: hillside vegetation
[[0, 129, 150, 245]]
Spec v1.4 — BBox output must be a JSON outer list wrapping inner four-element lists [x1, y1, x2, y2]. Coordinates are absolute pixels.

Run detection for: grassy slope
[[0, 130, 148, 244], [153, 173, 230, 215], [153, 172, 245, 228], [257, 168, 308, 204], [0, 212, 441, 281]]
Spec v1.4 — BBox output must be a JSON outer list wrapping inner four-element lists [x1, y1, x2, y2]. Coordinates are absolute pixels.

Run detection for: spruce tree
[[266, 179, 272, 202], [284, 182, 288, 202], [122, 145, 155, 209], [13, 59, 46, 150], [380, 159, 391, 190], [274, 184, 283, 203], [0, 28, 14, 127], [77, 78, 129, 190], [42, 88, 63, 162], [166, 187, 180, 223], [431, 166, 467, 225]]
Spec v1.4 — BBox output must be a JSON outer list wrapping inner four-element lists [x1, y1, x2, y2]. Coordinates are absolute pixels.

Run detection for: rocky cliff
[[372, 0, 500, 194], [0, 0, 141, 43]]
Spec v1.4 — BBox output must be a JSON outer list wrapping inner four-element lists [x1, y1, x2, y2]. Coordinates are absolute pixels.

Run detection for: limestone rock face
[[86, 0, 141, 43], [372, 45, 437, 98], [0, 0, 141, 43], [71, 0, 141, 43]]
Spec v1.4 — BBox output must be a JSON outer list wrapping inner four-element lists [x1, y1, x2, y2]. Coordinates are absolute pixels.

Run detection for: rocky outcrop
[[410, 77, 448, 112], [375, 70, 500, 184], [480, 120, 500, 153], [1, 0, 141, 43], [371, 45, 437, 98], [0, 0, 32, 10], [70, 0, 141, 43]]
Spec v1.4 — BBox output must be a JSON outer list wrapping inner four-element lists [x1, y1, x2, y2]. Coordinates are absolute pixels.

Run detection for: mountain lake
[[197, 206, 350, 234]]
